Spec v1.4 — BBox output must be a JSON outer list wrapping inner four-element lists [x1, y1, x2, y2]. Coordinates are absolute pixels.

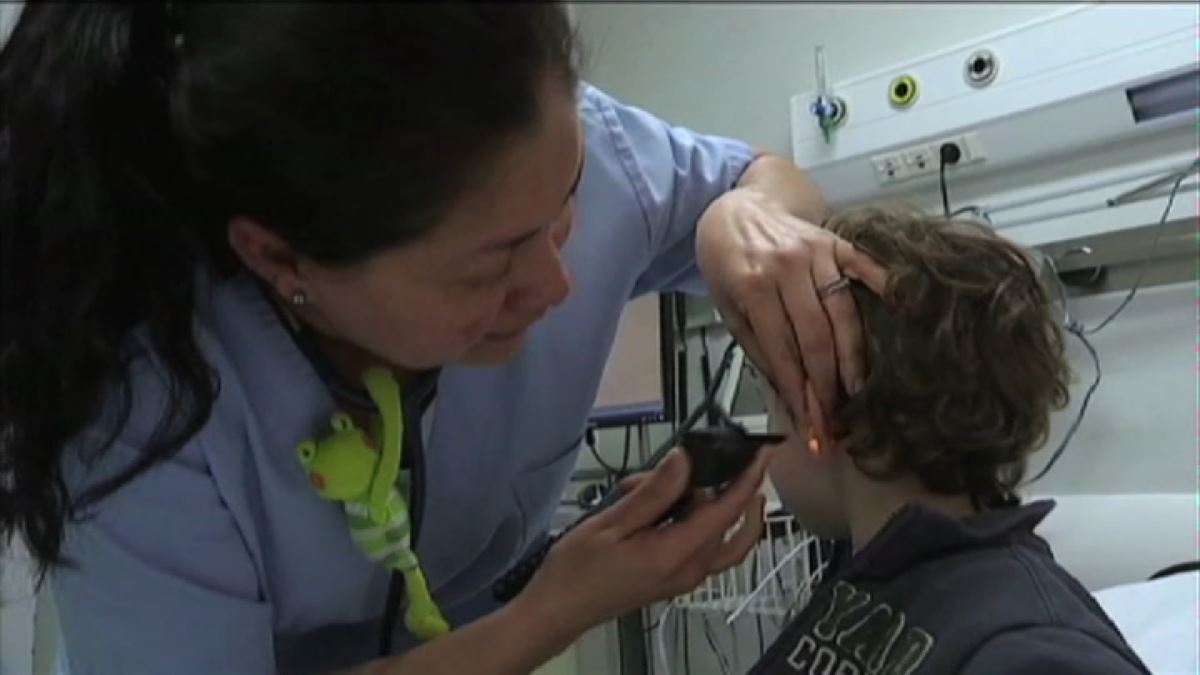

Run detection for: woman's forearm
[[347, 595, 583, 675], [734, 152, 828, 225]]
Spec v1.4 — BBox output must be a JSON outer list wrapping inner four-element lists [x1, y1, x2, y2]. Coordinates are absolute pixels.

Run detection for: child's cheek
[[766, 439, 805, 502]]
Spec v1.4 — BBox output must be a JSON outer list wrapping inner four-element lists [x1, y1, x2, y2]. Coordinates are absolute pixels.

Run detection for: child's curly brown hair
[[826, 204, 1071, 507]]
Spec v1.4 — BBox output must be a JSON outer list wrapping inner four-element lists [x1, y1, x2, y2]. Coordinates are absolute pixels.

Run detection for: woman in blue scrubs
[[0, 4, 881, 674]]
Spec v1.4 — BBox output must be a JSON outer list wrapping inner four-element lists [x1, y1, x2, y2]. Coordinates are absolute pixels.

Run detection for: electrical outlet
[[872, 155, 908, 184], [904, 147, 935, 173], [935, 134, 980, 165], [872, 132, 988, 185]]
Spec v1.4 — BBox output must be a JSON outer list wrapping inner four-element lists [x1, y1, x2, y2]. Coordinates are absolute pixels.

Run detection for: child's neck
[[841, 470, 977, 553]]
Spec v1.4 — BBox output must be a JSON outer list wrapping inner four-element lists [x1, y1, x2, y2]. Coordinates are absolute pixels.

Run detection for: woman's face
[[284, 80, 584, 371]]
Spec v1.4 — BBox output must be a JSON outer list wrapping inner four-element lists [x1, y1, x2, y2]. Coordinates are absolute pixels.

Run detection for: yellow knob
[[888, 74, 919, 108]]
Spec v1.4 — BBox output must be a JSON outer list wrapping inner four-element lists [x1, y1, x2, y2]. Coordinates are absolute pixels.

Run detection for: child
[[750, 205, 1150, 675]]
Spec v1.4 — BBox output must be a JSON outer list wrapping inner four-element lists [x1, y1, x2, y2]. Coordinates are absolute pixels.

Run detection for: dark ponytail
[[0, 3, 215, 576], [0, 3, 578, 577]]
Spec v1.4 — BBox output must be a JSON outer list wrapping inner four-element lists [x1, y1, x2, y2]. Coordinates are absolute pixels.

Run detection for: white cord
[[655, 604, 673, 675], [719, 345, 745, 414], [783, 557, 833, 623], [725, 535, 813, 625]]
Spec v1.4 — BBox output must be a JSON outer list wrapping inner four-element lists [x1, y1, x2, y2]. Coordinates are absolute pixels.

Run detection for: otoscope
[[492, 341, 783, 603]]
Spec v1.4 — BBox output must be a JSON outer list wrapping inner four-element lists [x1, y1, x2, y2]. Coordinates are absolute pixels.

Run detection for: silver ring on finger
[[816, 275, 852, 301]]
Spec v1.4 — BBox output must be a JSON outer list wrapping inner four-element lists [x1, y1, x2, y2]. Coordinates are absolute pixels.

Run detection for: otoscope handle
[[491, 427, 783, 603]]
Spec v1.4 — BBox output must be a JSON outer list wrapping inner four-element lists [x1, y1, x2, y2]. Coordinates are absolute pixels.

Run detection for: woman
[[0, 4, 879, 674]]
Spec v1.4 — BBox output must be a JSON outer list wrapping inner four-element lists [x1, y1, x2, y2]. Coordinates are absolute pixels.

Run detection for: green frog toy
[[296, 366, 450, 642]]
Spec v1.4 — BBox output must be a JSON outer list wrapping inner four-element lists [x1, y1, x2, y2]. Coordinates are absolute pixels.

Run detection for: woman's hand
[[696, 175, 887, 426], [517, 448, 770, 635], [357, 438, 769, 675], [351, 450, 768, 675]]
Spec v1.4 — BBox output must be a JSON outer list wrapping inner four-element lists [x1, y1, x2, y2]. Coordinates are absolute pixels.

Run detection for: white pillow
[[1093, 571, 1199, 675], [1031, 493, 1198, 590]]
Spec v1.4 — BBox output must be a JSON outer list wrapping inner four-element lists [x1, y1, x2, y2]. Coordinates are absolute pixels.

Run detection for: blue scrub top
[[53, 85, 756, 675]]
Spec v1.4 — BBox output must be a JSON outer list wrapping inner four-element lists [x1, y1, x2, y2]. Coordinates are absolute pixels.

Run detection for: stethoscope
[[267, 287, 779, 651], [261, 284, 432, 656]]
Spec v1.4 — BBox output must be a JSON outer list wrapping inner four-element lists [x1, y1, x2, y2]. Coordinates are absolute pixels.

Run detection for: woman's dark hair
[[0, 3, 577, 575], [826, 204, 1071, 507]]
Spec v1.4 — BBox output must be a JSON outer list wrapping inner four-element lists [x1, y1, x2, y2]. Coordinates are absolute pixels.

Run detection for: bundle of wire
[[1029, 170, 1188, 482], [938, 150, 1190, 484]]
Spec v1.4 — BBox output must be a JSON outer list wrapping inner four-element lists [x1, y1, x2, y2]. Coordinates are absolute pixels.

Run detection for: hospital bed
[[1095, 570, 1199, 674], [1035, 492, 1199, 674]]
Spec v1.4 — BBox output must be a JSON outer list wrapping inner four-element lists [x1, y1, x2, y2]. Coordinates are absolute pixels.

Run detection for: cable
[[655, 604, 673, 675], [642, 604, 664, 633], [1082, 172, 1186, 336], [651, 338, 740, 467], [938, 143, 962, 218], [621, 425, 633, 476], [584, 423, 635, 487], [939, 143, 992, 223], [673, 603, 687, 675], [780, 539, 836, 624], [728, 531, 815, 624], [585, 427, 622, 477], [585, 423, 635, 482], [940, 157, 951, 218], [755, 614, 766, 661], [1029, 171, 1187, 482], [764, 516, 790, 628], [682, 608, 691, 675], [699, 326, 718, 426], [730, 615, 741, 672], [1029, 325, 1101, 482], [674, 293, 690, 429], [751, 555, 766, 658], [1149, 560, 1200, 581], [702, 614, 733, 675], [950, 205, 993, 224]]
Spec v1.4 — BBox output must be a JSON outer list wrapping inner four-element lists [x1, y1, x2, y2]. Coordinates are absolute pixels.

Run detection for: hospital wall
[[564, 3, 1196, 675], [572, 0, 1195, 496], [573, 2, 1079, 156], [0, 3, 1189, 675]]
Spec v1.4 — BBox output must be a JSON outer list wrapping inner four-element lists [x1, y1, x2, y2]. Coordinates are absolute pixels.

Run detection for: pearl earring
[[290, 290, 310, 307]]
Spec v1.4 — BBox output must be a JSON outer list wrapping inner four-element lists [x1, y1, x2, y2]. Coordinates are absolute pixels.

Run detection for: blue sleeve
[[961, 626, 1149, 675], [585, 86, 758, 297], [54, 436, 274, 675]]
